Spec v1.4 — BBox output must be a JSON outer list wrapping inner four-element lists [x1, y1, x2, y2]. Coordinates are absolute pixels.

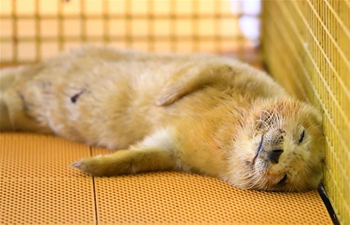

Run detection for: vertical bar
[[125, 0, 132, 48], [81, 0, 87, 43], [192, 0, 199, 52], [170, 0, 177, 52], [12, 0, 18, 64], [58, 0, 64, 50], [214, 0, 222, 53], [103, 0, 110, 44], [35, 0, 41, 61], [147, 0, 154, 51]]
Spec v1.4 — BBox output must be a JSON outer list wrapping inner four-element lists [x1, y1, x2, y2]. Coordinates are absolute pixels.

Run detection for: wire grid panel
[[0, 0, 252, 65], [262, 1, 349, 224]]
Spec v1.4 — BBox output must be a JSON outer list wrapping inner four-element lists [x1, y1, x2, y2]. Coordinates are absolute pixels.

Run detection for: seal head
[[229, 97, 325, 192]]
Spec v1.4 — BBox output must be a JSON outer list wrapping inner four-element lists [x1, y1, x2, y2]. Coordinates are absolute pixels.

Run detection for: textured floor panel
[[0, 133, 91, 179], [0, 178, 95, 224], [0, 134, 333, 224], [92, 147, 332, 225], [0, 133, 96, 225]]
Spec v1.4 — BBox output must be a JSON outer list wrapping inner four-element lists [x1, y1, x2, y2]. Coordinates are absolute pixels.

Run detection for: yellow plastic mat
[[1, 133, 332, 224], [0, 133, 95, 224]]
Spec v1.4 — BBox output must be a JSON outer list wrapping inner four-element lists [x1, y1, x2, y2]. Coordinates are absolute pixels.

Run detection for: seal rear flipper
[[0, 65, 52, 133], [0, 67, 20, 131], [71, 147, 177, 177]]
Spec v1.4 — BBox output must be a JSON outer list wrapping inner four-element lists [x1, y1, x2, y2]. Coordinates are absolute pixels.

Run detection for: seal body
[[0, 47, 325, 191]]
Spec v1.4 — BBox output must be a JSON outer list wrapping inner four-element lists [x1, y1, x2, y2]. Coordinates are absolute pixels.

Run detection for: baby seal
[[0, 46, 325, 192]]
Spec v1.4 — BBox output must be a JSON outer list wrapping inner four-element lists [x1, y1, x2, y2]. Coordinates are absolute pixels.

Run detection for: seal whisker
[[248, 171, 264, 190]]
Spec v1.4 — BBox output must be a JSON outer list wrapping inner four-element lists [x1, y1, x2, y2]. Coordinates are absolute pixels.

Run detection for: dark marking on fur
[[71, 89, 86, 103]]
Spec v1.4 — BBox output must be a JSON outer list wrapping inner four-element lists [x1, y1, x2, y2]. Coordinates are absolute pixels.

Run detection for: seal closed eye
[[299, 130, 305, 143]]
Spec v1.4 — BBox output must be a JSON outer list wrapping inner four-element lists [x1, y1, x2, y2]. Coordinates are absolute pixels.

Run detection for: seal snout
[[268, 149, 284, 164], [264, 128, 286, 164], [253, 128, 286, 165]]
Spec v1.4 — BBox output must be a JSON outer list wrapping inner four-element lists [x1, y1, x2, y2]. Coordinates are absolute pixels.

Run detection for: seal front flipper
[[72, 128, 178, 176], [156, 63, 235, 106], [71, 147, 176, 176]]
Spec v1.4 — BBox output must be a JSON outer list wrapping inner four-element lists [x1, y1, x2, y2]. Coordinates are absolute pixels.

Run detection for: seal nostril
[[269, 149, 284, 164]]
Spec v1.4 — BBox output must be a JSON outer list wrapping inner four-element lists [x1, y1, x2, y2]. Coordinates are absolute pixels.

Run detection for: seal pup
[[0, 46, 325, 191]]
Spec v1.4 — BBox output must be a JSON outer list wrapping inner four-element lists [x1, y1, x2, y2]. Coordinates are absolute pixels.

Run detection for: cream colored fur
[[0, 46, 325, 191]]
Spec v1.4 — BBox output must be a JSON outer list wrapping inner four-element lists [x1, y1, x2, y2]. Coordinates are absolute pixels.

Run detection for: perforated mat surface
[[1, 133, 332, 224]]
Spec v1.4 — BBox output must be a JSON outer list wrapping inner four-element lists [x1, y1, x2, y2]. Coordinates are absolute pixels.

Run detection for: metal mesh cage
[[261, 1, 349, 224], [0, 0, 258, 66]]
